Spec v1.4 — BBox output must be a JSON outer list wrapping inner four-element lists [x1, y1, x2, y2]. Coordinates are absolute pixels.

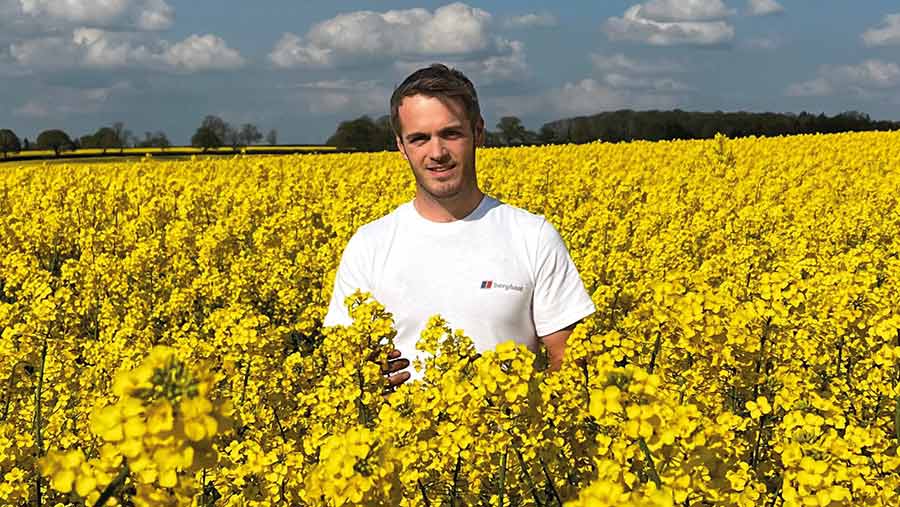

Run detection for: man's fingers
[[387, 349, 401, 360], [387, 371, 410, 387], [383, 358, 410, 374]]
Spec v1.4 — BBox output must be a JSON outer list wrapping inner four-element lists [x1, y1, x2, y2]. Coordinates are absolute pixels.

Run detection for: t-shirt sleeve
[[532, 219, 596, 336], [323, 230, 372, 327]]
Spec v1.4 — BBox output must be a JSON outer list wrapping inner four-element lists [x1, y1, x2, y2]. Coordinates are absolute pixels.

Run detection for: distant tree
[[265, 129, 278, 145], [36, 129, 74, 156], [23, 138, 30, 150], [326, 115, 391, 151], [496, 116, 530, 146], [137, 131, 171, 149], [224, 127, 241, 150], [0, 129, 22, 157], [112, 122, 132, 153], [374, 115, 397, 151], [191, 115, 230, 151], [238, 124, 263, 147], [538, 125, 560, 145], [483, 131, 504, 147], [81, 127, 120, 153]]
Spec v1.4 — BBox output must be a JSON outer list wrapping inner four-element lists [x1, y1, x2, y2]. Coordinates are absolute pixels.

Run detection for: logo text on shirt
[[480, 280, 524, 292]]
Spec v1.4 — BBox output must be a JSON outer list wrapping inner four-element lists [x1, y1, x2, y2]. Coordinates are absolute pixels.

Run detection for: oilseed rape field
[[2, 131, 900, 506]]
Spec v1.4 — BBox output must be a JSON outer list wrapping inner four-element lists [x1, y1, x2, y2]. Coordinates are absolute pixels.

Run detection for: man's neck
[[413, 187, 485, 223]]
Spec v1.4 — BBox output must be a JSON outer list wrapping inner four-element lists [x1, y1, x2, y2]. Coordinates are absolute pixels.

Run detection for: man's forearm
[[540, 322, 578, 371]]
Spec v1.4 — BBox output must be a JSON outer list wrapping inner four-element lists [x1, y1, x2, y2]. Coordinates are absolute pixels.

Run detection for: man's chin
[[420, 182, 462, 200]]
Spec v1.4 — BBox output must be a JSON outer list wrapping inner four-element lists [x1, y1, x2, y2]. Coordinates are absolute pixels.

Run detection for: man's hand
[[380, 349, 410, 395]]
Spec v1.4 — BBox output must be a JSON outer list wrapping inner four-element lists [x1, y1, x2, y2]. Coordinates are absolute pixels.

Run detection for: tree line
[[324, 110, 900, 151], [0, 116, 279, 158]]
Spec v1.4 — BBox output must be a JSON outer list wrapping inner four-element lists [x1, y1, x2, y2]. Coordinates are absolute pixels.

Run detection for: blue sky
[[2, 1, 900, 144]]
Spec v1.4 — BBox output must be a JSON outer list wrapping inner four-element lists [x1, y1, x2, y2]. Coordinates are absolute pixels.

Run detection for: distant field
[[0, 144, 340, 163]]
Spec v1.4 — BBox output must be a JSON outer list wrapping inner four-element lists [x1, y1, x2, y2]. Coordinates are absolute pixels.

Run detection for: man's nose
[[427, 138, 450, 161]]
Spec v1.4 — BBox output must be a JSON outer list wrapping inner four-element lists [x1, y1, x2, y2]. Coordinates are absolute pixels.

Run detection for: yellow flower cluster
[[38, 346, 222, 506], [2, 130, 900, 506]]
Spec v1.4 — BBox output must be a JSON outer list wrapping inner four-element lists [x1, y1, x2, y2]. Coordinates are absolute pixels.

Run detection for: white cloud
[[590, 52, 684, 74], [10, 29, 244, 72], [294, 79, 381, 91], [286, 79, 389, 115], [548, 78, 680, 115], [862, 13, 900, 47], [14, 80, 132, 118], [603, 73, 690, 92], [787, 59, 900, 97], [640, 0, 734, 21], [16, 0, 173, 31], [743, 36, 780, 50], [604, 4, 734, 46], [391, 37, 528, 85], [503, 12, 558, 29], [162, 34, 244, 71], [136, 0, 174, 31], [268, 2, 495, 68], [491, 76, 685, 120], [268, 33, 332, 68], [746, 0, 783, 16], [13, 100, 50, 118]]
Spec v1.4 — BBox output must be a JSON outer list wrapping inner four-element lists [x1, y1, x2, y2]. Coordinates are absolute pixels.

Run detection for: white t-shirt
[[323, 194, 596, 379]]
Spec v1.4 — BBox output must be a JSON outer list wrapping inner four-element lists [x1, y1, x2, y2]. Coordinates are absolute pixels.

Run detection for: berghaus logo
[[480, 280, 524, 292]]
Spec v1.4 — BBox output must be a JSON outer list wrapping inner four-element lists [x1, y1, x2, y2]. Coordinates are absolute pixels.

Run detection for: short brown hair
[[390, 63, 481, 138]]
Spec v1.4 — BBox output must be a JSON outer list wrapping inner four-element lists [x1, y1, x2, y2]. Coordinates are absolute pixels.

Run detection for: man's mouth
[[427, 163, 455, 173]]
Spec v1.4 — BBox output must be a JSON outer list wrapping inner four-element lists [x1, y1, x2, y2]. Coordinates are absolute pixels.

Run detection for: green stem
[[647, 331, 662, 374], [513, 447, 545, 507], [450, 452, 462, 507], [538, 456, 563, 507], [418, 479, 432, 507], [637, 437, 661, 487], [498, 446, 508, 507], [239, 358, 252, 406], [94, 463, 129, 507], [894, 396, 900, 444], [34, 338, 47, 507]]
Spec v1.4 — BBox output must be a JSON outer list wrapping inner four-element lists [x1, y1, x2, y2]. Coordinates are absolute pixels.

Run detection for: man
[[323, 64, 595, 389]]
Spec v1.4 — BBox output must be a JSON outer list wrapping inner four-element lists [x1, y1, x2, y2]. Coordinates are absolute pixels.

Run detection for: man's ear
[[396, 136, 409, 161], [474, 116, 485, 148]]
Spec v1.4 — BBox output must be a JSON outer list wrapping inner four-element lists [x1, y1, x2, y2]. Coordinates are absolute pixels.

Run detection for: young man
[[323, 64, 595, 388]]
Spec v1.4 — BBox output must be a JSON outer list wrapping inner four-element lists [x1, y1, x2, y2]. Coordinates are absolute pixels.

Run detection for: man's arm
[[532, 219, 595, 372], [540, 321, 579, 371]]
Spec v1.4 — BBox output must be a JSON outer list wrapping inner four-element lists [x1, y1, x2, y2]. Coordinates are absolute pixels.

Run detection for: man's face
[[395, 94, 484, 201]]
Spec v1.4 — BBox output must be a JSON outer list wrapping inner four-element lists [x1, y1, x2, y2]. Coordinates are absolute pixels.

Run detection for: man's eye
[[444, 131, 461, 138]]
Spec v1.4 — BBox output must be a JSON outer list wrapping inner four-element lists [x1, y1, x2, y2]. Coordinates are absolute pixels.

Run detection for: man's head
[[391, 64, 485, 205]]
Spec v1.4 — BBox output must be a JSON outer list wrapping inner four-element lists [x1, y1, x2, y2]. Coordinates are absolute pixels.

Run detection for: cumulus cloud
[[16, 0, 173, 31], [590, 52, 684, 74], [786, 59, 900, 97], [13, 80, 133, 118], [743, 36, 780, 50], [162, 34, 244, 71], [10, 29, 244, 72], [491, 75, 687, 121], [640, 0, 734, 21], [746, 0, 783, 16], [862, 13, 900, 47], [391, 37, 529, 85], [503, 12, 558, 29], [547, 78, 680, 115], [268, 3, 507, 68], [604, 3, 734, 46], [603, 73, 690, 92], [284, 79, 389, 115]]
